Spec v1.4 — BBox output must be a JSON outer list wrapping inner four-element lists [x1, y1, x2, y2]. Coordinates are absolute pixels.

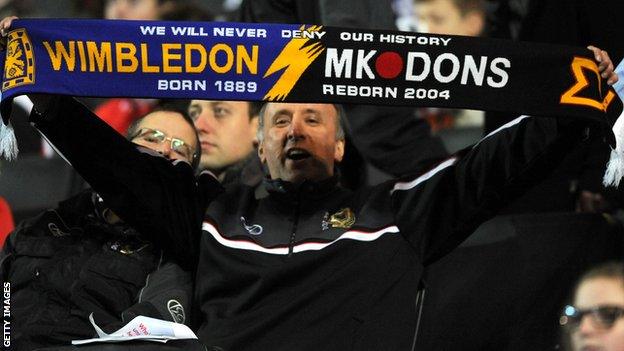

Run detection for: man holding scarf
[[0, 17, 620, 351]]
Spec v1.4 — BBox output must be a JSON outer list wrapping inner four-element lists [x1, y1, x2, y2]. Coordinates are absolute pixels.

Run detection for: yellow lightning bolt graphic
[[263, 25, 325, 101]]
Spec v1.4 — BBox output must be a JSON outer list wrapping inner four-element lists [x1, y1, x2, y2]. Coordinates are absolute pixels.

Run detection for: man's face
[[413, 0, 484, 36], [258, 103, 344, 184], [572, 277, 624, 351], [188, 100, 258, 175], [131, 111, 198, 164]]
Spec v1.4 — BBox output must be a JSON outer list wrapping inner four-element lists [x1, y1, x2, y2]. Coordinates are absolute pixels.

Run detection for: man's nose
[[158, 142, 172, 158], [577, 315, 597, 336], [194, 113, 215, 134], [287, 117, 305, 140]]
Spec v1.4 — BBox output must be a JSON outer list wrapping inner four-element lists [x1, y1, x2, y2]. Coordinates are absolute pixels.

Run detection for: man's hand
[[0, 16, 17, 36], [0, 16, 17, 50], [588, 45, 618, 85]]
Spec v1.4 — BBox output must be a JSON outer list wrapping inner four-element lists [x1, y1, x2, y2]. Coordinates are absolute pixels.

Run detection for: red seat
[[0, 196, 14, 247]]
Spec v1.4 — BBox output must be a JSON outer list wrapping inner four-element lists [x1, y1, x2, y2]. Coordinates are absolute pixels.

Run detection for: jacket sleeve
[[29, 96, 221, 270], [345, 104, 449, 177], [118, 261, 193, 326], [389, 115, 597, 265]]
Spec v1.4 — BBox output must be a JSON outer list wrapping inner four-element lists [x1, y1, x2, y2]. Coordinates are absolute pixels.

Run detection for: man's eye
[[189, 109, 200, 120], [275, 117, 289, 125], [214, 107, 229, 117], [143, 135, 160, 143]]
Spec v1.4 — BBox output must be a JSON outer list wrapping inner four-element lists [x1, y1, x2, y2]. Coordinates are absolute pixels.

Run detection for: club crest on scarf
[[3, 28, 35, 91], [560, 56, 615, 112]]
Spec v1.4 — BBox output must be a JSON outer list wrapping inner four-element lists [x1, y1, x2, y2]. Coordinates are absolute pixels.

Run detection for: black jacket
[[32, 97, 598, 350], [0, 190, 192, 351]]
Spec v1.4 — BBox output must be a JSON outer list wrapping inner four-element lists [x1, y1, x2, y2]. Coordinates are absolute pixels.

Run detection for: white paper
[[72, 314, 197, 345]]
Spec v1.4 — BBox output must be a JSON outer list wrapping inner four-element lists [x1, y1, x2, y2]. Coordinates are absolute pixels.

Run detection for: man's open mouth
[[285, 148, 311, 161]]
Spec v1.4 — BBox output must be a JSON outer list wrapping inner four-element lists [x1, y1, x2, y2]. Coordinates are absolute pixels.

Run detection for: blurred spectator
[[393, 0, 416, 31], [104, 0, 176, 20], [188, 99, 263, 185], [1, 103, 198, 350], [0, 0, 73, 18], [195, 0, 242, 21], [561, 262, 624, 351], [411, 0, 486, 132], [160, 1, 214, 21], [0, 195, 14, 246], [413, 0, 485, 35], [239, 0, 395, 30]]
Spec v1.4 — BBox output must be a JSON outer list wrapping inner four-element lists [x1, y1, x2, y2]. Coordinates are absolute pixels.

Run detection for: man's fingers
[[601, 63, 614, 78], [588, 47, 617, 84], [598, 60, 609, 71], [608, 74, 619, 85], [588, 45, 601, 61], [0, 16, 18, 36], [0, 16, 18, 51]]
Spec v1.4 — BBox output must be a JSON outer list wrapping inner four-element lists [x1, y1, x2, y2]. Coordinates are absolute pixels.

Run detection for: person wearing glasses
[[0, 103, 200, 351], [560, 262, 624, 351]]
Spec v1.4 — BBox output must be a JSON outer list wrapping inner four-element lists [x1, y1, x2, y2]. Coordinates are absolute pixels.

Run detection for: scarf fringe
[[604, 147, 624, 187], [603, 59, 624, 187], [0, 120, 18, 160]]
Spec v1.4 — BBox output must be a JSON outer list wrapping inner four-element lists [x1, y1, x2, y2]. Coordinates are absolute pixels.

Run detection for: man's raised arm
[[28, 95, 219, 270], [389, 47, 618, 265]]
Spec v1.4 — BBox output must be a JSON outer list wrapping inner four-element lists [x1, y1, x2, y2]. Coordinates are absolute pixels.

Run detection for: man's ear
[[334, 138, 345, 162], [250, 116, 259, 146], [258, 141, 266, 163]]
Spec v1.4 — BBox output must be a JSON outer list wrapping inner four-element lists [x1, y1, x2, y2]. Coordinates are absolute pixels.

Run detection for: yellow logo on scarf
[[3, 29, 35, 91], [560, 56, 615, 112]]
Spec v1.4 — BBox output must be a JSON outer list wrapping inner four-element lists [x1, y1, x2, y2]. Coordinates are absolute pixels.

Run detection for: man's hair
[[414, 0, 485, 15], [126, 101, 201, 170], [256, 103, 346, 142], [249, 102, 263, 120], [576, 261, 624, 288]]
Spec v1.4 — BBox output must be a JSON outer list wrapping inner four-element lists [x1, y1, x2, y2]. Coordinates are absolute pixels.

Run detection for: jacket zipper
[[410, 287, 426, 351], [288, 193, 302, 257]]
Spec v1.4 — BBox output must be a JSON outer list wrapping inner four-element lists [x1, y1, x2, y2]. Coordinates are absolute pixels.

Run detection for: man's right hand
[[0, 15, 17, 49], [0, 15, 17, 36]]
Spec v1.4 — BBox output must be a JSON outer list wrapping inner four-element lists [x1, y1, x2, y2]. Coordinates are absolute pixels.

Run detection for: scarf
[[1, 19, 622, 183]]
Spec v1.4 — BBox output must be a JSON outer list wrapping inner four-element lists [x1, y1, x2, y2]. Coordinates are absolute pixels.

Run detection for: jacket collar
[[220, 152, 264, 187], [258, 175, 340, 201]]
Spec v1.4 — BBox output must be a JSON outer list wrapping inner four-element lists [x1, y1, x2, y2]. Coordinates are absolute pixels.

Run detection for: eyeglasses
[[560, 304, 624, 330], [131, 128, 194, 161]]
